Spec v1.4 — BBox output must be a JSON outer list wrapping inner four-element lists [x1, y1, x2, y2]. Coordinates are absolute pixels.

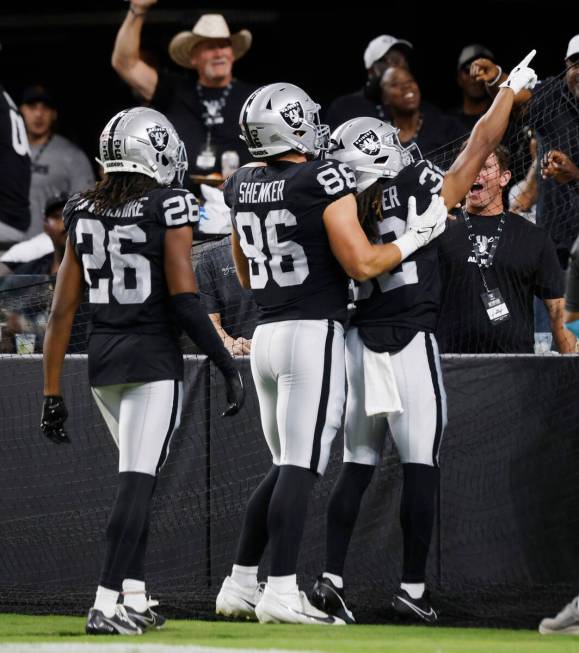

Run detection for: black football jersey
[[352, 159, 445, 352], [224, 159, 356, 324], [64, 187, 198, 385], [0, 87, 31, 232]]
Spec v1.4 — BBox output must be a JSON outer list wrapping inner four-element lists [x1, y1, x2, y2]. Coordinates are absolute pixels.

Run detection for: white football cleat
[[255, 584, 345, 625], [216, 576, 264, 621], [539, 596, 579, 635]]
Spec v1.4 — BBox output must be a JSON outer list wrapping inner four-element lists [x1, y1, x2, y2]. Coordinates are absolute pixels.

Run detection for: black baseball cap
[[457, 44, 494, 70], [21, 84, 57, 108]]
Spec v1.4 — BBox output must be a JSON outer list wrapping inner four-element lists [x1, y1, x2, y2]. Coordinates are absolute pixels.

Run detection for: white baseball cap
[[566, 34, 579, 59], [363, 35, 413, 69]]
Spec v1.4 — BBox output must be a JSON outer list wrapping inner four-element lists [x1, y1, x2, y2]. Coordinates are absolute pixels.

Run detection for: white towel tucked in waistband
[[363, 345, 403, 416]]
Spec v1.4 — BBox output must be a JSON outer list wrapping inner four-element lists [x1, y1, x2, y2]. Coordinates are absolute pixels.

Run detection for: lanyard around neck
[[463, 210, 506, 270]]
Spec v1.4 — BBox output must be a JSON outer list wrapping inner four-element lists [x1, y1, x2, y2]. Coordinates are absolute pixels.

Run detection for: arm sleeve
[[170, 292, 236, 376], [534, 232, 564, 299]]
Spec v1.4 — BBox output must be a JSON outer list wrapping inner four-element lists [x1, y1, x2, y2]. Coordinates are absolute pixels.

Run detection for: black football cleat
[[124, 604, 167, 630], [310, 575, 355, 624], [85, 605, 142, 635], [391, 589, 437, 624]]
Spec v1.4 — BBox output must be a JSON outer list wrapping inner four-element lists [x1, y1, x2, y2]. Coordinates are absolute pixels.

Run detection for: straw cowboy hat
[[169, 14, 252, 69]]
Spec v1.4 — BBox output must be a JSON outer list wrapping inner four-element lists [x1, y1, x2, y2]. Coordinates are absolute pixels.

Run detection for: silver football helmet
[[97, 107, 188, 186], [328, 117, 421, 193], [239, 83, 330, 159]]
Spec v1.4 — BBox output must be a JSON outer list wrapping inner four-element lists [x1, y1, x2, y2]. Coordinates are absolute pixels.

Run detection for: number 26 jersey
[[64, 187, 198, 385], [224, 159, 356, 324]]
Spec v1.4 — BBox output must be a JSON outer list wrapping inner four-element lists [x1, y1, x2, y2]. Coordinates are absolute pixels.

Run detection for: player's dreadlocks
[[356, 181, 384, 242], [81, 173, 159, 213]]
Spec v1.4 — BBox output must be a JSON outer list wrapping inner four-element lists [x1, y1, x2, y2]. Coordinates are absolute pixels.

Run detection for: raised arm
[[470, 56, 534, 106], [111, 0, 159, 102], [442, 51, 538, 209]]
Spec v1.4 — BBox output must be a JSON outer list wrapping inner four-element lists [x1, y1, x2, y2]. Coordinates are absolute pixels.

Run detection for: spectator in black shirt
[[437, 145, 575, 354], [14, 193, 68, 276], [379, 66, 465, 156], [451, 44, 494, 131], [471, 34, 579, 261], [325, 34, 412, 130], [112, 1, 257, 177], [195, 235, 259, 355], [0, 85, 30, 244]]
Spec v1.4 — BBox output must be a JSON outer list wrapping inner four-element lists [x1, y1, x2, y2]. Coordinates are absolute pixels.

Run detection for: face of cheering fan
[[191, 38, 234, 86], [466, 153, 511, 214], [380, 67, 421, 113]]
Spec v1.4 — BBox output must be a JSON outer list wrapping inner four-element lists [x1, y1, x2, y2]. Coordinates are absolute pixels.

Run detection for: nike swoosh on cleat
[[293, 609, 337, 624], [397, 596, 436, 619], [323, 585, 355, 622]]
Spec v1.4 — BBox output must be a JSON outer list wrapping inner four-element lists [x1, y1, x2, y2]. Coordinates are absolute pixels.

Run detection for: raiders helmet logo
[[146, 125, 170, 152], [353, 130, 381, 156], [280, 102, 304, 128]]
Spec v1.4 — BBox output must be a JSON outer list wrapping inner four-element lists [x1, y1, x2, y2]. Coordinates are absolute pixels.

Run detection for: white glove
[[500, 50, 538, 94], [393, 194, 447, 260]]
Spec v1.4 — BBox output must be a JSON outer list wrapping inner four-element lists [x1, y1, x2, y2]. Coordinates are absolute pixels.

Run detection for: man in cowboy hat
[[112, 0, 258, 177]]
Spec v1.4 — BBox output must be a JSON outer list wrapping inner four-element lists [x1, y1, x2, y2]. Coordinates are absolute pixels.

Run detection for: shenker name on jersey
[[238, 180, 286, 204]]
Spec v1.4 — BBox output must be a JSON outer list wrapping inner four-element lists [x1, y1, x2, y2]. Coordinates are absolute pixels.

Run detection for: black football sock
[[268, 465, 317, 577], [400, 463, 439, 584], [325, 462, 375, 577], [125, 478, 157, 582], [99, 472, 157, 591], [234, 465, 280, 566]]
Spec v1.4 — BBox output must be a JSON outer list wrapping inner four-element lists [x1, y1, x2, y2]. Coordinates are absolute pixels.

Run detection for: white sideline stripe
[[0, 645, 321, 653]]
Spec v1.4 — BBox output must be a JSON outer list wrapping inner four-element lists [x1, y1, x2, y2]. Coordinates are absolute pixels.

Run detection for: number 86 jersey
[[64, 187, 198, 386], [224, 159, 356, 324]]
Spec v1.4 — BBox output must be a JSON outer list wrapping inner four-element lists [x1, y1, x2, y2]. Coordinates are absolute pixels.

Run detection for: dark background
[[0, 1, 576, 168]]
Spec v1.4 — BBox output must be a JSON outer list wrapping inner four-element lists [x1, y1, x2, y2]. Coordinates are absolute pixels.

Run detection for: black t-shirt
[[449, 106, 487, 132], [152, 73, 258, 177], [64, 187, 199, 385], [400, 103, 467, 159], [436, 211, 564, 353], [196, 235, 260, 340], [224, 159, 356, 324], [527, 76, 579, 253], [325, 87, 379, 131], [353, 159, 445, 352], [0, 87, 31, 232]]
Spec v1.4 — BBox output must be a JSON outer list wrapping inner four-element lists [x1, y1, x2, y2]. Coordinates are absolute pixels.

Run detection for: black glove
[[41, 395, 70, 444], [222, 370, 245, 417]]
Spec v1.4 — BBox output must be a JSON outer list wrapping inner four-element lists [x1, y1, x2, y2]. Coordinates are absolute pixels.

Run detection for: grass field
[[0, 614, 578, 652]]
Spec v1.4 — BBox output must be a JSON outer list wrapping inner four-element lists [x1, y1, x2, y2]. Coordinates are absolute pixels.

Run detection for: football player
[[310, 52, 538, 624], [41, 107, 244, 635], [214, 82, 447, 625]]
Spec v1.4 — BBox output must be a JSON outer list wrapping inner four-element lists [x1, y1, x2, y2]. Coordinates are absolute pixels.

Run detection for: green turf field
[[0, 614, 578, 652]]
